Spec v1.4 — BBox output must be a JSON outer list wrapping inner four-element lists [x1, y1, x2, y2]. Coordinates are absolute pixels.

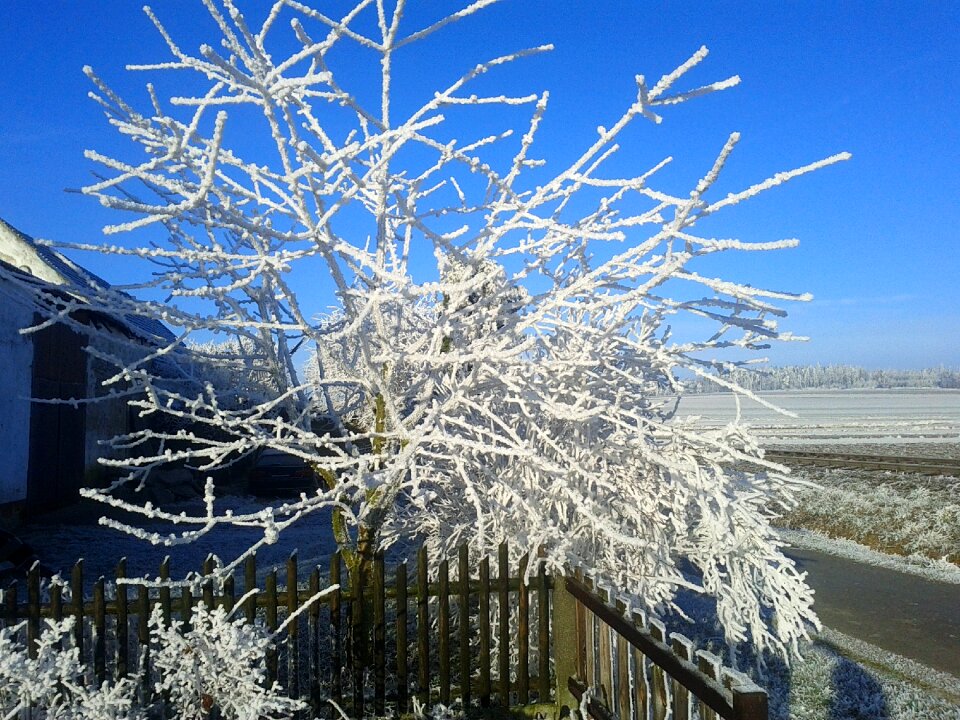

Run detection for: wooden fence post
[[116, 558, 128, 678], [396, 561, 409, 714], [458, 544, 471, 707], [551, 577, 578, 715], [416, 546, 429, 708], [27, 565, 40, 659]]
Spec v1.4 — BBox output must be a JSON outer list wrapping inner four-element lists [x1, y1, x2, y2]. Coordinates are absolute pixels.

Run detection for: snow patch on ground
[[816, 626, 960, 705], [772, 634, 960, 719], [778, 528, 960, 585]]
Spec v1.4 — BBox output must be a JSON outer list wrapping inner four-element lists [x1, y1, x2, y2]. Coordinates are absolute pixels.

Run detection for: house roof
[[0, 218, 176, 345]]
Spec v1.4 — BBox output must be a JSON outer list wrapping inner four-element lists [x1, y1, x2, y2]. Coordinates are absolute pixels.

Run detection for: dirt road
[[785, 547, 960, 677]]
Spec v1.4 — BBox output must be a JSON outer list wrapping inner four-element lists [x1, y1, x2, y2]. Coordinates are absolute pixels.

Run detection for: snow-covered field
[[675, 388, 960, 450]]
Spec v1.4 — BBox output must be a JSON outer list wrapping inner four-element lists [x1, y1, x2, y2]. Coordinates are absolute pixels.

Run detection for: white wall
[[0, 280, 35, 505]]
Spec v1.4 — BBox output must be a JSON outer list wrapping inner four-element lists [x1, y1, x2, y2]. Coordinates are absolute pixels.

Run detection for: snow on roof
[[0, 217, 176, 345]]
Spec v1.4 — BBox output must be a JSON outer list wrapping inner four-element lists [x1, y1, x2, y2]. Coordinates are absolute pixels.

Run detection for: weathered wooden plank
[[697, 651, 720, 720], [265, 569, 278, 683], [50, 582, 63, 623], [94, 577, 106, 685], [181, 583, 193, 631], [223, 575, 235, 614], [244, 554, 257, 624], [287, 552, 299, 699], [438, 557, 451, 705], [574, 570, 586, 683], [537, 562, 550, 703], [330, 552, 343, 703], [478, 555, 491, 707], [498, 542, 510, 706], [616, 618, 630, 719], [518, 553, 530, 704], [648, 620, 668, 720], [417, 545, 429, 707], [458, 544, 471, 707], [116, 558, 129, 678], [138, 584, 150, 697], [202, 555, 215, 610], [584, 607, 596, 690], [670, 635, 692, 720], [630, 614, 649, 720], [309, 566, 321, 700], [159, 557, 171, 629], [71, 561, 83, 654], [732, 684, 768, 720], [27, 564, 40, 659], [374, 551, 386, 715], [396, 561, 409, 714], [598, 612, 612, 707]]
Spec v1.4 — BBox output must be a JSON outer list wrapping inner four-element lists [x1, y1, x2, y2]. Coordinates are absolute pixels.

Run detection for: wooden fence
[[556, 575, 768, 720], [0, 546, 767, 720]]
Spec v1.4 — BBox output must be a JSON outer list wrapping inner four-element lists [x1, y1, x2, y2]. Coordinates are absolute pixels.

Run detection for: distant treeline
[[687, 365, 960, 393]]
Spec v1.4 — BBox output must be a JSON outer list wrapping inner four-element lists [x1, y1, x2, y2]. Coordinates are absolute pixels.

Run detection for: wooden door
[[26, 319, 87, 512]]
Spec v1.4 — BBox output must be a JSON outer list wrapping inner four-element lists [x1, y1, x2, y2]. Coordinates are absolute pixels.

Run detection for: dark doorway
[[26, 319, 87, 512]]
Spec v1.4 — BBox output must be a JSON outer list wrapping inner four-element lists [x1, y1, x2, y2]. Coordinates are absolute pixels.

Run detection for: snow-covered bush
[[149, 602, 306, 720], [10, 0, 850, 658], [0, 605, 304, 720], [0, 618, 143, 720]]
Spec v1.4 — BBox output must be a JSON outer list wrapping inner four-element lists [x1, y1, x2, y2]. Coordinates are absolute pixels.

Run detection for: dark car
[[247, 449, 319, 496]]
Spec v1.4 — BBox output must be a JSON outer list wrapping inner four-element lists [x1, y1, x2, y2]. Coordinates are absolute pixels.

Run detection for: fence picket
[[631, 635, 648, 720], [266, 569, 278, 683], [498, 542, 510, 706], [71, 561, 83, 653], [538, 563, 550, 703], [417, 546, 429, 707], [202, 556, 214, 610], [396, 561, 408, 714], [309, 566, 321, 700], [478, 555, 491, 707], [27, 565, 40, 659], [330, 552, 343, 704], [159, 558, 171, 628], [670, 635, 692, 720], [244, 554, 257, 624], [458, 544, 471, 707], [438, 557, 451, 705], [94, 577, 106, 685], [697, 651, 720, 720], [50, 582, 63, 624], [116, 558, 128, 678], [648, 620, 668, 720], [518, 553, 529, 705], [373, 551, 386, 715], [138, 584, 150, 697], [287, 552, 299, 699]]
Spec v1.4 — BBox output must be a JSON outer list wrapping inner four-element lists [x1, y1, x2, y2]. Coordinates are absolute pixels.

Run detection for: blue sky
[[1, 1, 957, 369]]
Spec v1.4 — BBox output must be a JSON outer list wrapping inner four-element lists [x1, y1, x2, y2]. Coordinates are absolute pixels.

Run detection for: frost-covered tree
[[38, 0, 849, 658]]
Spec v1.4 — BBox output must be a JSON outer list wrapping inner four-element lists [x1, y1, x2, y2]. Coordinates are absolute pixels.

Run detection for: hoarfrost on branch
[[40, 0, 849, 656]]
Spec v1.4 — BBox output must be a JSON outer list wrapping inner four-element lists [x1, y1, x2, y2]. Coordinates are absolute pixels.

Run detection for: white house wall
[[0, 280, 35, 506]]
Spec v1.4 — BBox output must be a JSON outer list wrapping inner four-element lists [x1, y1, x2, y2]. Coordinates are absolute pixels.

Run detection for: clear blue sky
[[1, 1, 957, 369]]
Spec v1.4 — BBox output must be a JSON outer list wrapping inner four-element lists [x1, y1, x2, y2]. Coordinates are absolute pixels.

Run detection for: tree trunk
[[349, 525, 377, 714]]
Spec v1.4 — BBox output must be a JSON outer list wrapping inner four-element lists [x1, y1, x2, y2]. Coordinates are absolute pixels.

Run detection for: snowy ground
[[675, 388, 960, 449], [678, 389, 960, 564]]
